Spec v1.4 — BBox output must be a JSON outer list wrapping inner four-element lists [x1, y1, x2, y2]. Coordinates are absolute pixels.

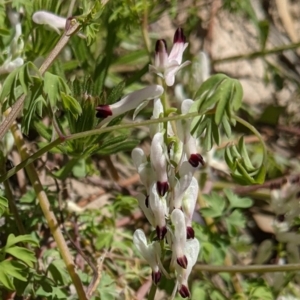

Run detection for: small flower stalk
[[94, 28, 200, 298]]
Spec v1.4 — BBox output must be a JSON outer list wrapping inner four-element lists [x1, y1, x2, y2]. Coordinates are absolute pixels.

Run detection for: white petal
[[171, 209, 187, 259], [176, 238, 200, 287], [168, 43, 189, 65], [32, 10, 66, 32], [133, 229, 159, 271], [136, 194, 155, 227], [99, 85, 164, 126], [131, 148, 146, 169], [150, 98, 164, 137], [149, 183, 167, 229], [182, 177, 199, 225], [111, 85, 164, 116], [150, 132, 168, 183]]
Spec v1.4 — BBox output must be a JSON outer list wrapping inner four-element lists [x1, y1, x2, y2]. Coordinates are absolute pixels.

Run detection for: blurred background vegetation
[[1, 0, 300, 299]]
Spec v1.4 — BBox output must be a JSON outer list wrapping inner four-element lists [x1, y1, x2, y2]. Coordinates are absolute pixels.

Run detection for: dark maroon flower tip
[[95, 105, 112, 119], [188, 153, 205, 168], [145, 195, 149, 208], [186, 226, 195, 239], [157, 181, 169, 197], [156, 225, 167, 240], [151, 270, 162, 285], [177, 255, 188, 269], [173, 28, 186, 44], [179, 285, 190, 298], [155, 39, 167, 53]]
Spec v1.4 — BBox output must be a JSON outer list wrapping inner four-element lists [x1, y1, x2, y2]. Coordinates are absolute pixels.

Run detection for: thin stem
[[0, 111, 204, 183], [9, 120, 87, 300], [148, 282, 157, 300], [196, 263, 300, 273], [212, 41, 300, 64], [141, 0, 151, 55], [67, 0, 77, 17]]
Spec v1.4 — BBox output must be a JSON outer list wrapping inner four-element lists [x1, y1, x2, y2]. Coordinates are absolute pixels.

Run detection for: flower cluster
[[95, 28, 202, 298]]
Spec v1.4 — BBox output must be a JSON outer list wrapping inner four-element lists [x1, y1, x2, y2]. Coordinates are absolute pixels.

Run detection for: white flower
[[136, 193, 155, 227], [131, 148, 155, 196], [96, 85, 164, 126], [150, 132, 169, 197], [175, 239, 200, 298], [182, 177, 199, 239], [0, 57, 23, 75], [32, 10, 67, 34], [149, 28, 190, 86], [133, 229, 162, 284], [149, 183, 168, 240], [149, 98, 164, 137], [170, 209, 187, 269], [177, 99, 205, 168]]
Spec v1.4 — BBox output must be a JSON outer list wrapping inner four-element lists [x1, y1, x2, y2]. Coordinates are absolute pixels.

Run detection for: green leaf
[[201, 193, 226, 218], [43, 72, 70, 109], [95, 232, 113, 250], [48, 260, 70, 285], [225, 210, 245, 237], [5, 246, 36, 268], [203, 122, 212, 151], [0, 67, 20, 103], [5, 234, 39, 249], [0, 196, 8, 217], [1, 260, 27, 282], [222, 115, 232, 138], [214, 79, 232, 125], [224, 189, 253, 209], [107, 81, 126, 105], [238, 137, 255, 171], [0, 266, 15, 290], [61, 92, 82, 119], [224, 144, 235, 169]]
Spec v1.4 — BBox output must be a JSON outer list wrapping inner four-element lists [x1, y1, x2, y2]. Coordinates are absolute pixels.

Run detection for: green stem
[[148, 283, 157, 300], [9, 120, 87, 300], [195, 263, 300, 273], [233, 115, 268, 166], [212, 41, 300, 64], [0, 111, 205, 183], [141, 0, 151, 56]]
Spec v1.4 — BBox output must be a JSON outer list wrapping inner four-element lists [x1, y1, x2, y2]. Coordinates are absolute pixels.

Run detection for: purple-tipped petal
[[179, 284, 190, 298], [95, 105, 113, 118], [186, 226, 195, 239], [152, 270, 162, 284], [188, 153, 204, 168], [173, 28, 186, 44], [177, 255, 188, 269], [155, 39, 167, 53], [157, 181, 169, 197], [156, 225, 167, 240]]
